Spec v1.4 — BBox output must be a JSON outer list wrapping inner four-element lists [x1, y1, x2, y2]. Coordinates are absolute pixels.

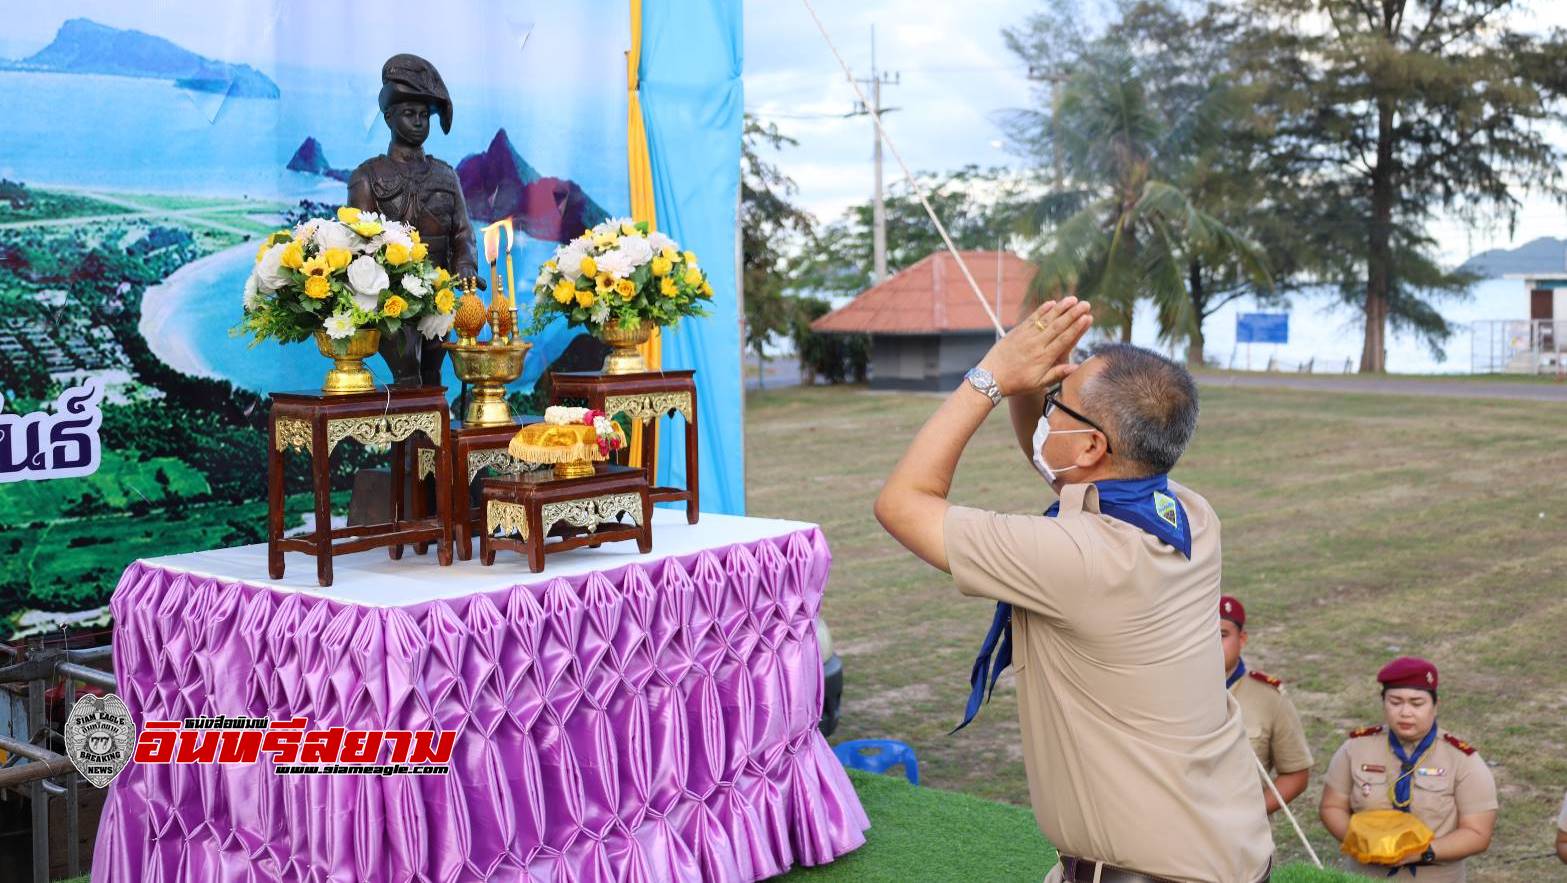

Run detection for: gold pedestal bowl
[[446, 340, 531, 426], [315, 328, 380, 395]]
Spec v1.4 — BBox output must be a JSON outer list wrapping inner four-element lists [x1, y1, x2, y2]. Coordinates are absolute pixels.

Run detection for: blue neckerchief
[[1227, 657, 1248, 689], [1389, 724, 1438, 812], [953, 475, 1191, 733]]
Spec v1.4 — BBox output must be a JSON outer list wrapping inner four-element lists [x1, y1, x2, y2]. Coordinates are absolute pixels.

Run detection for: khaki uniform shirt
[[945, 481, 1272, 883], [1230, 671, 1313, 777], [1324, 727, 1498, 882]]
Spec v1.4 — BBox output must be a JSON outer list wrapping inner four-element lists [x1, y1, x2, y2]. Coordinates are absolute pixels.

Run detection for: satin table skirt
[[92, 509, 868, 882]]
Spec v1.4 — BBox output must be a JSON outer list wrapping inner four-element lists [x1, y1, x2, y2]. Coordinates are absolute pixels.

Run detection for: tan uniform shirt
[[945, 481, 1272, 883], [1230, 671, 1313, 777], [1324, 727, 1498, 882]]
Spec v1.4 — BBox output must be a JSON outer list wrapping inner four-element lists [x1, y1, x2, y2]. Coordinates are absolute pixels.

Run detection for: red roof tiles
[[811, 250, 1037, 335]]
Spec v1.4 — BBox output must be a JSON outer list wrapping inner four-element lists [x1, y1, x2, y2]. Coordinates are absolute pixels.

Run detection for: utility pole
[[1026, 64, 1069, 190], [851, 27, 898, 283]]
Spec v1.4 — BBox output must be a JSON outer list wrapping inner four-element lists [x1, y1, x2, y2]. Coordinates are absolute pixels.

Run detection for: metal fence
[[0, 641, 115, 883], [1471, 319, 1567, 374]]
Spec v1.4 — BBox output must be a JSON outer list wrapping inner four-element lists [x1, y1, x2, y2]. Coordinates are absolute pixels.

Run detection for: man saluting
[[875, 297, 1273, 882]]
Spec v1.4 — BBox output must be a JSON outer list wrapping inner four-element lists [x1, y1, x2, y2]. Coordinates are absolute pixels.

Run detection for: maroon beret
[[1377, 656, 1438, 691], [1219, 595, 1245, 629]]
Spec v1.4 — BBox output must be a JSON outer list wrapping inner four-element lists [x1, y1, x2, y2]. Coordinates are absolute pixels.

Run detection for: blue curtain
[[639, 0, 745, 516]]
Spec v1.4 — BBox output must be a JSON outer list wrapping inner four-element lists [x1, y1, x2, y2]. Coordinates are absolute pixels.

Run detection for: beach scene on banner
[[0, 4, 630, 628]]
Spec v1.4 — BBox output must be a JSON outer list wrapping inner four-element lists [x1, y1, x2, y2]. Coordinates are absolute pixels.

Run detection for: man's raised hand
[[977, 297, 1093, 397]]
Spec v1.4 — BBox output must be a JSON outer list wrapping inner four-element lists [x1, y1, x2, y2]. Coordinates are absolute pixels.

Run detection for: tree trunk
[[1361, 97, 1395, 373], [1120, 316, 1133, 343], [1187, 258, 1206, 367]]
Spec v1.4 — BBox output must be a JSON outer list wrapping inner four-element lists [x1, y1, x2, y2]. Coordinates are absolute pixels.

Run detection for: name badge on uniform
[[1359, 764, 1385, 773], [1416, 767, 1446, 777]]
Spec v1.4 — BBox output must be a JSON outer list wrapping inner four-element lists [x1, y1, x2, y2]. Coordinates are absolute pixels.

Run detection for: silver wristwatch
[[964, 367, 1002, 405]]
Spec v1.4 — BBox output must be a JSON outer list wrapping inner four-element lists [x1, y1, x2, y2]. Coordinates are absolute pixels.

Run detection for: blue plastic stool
[[833, 739, 919, 785]]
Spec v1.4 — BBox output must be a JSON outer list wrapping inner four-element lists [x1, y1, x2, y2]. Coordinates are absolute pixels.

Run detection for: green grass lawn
[[775, 770, 1358, 882], [747, 384, 1567, 883]]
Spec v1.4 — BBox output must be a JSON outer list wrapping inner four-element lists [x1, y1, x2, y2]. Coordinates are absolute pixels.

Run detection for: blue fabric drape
[[639, 0, 746, 515]]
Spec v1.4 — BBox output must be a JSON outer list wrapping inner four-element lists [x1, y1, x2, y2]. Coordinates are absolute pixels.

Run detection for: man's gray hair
[[1080, 343, 1199, 474]]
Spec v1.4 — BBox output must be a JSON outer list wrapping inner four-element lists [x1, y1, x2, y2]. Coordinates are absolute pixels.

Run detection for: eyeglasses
[[1043, 388, 1114, 454]]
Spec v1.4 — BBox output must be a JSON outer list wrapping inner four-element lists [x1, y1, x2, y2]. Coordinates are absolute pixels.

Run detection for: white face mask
[[1031, 415, 1095, 484]]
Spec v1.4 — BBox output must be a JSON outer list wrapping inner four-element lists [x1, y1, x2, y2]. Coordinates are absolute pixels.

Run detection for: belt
[[1058, 854, 1271, 883]]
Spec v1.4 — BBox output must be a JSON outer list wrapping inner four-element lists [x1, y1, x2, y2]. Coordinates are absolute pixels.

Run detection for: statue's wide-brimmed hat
[[379, 54, 452, 134]]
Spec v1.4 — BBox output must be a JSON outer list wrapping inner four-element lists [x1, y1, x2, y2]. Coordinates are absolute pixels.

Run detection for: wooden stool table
[[550, 370, 699, 523], [479, 464, 652, 573], [410, 416, 545, 560], [268, 386, 453, 586]]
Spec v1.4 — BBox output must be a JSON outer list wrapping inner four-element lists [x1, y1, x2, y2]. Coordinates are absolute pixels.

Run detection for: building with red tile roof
[[811, 250, 1035, 389]]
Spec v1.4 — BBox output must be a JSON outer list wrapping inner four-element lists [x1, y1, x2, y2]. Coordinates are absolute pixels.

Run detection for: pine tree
[[1238, 0, 1567, 371]]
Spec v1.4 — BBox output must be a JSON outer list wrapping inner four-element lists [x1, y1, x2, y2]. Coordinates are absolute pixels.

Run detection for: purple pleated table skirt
[[91, 512, 868, 881]]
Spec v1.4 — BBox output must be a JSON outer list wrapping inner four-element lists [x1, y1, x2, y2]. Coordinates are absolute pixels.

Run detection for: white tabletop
[[138, 509, 819, 608]]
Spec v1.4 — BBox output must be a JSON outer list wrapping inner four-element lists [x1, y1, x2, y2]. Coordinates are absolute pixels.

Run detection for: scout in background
[[1219, 595, 1312, 814], [1556, 789, 1567, 864], [1319, 657, 1497, 881]]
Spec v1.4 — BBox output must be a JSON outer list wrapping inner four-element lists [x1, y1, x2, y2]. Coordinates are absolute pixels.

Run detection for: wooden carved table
[[268, 386, 453, 586], [550, 370, 699, 523], [479, 464, 652, 573], [410, 416, 544, 560]]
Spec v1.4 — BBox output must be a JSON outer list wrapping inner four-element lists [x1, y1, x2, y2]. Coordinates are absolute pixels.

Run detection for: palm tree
[[1016, 50, 1270, 351]]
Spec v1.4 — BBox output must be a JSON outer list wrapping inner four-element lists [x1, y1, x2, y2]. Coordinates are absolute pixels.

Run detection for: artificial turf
[[778, 769, 1367, 882]]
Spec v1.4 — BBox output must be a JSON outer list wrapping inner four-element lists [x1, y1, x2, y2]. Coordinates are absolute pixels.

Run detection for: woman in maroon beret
[[1318, 656, 1498, 881]]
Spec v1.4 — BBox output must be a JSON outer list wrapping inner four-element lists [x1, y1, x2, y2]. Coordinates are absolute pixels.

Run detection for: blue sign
[[1237, 313, 1289, 344]]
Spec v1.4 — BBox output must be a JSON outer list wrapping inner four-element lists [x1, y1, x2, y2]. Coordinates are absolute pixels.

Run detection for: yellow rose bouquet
[[237, 206, 458, 348], [528, 219, 713, 334]]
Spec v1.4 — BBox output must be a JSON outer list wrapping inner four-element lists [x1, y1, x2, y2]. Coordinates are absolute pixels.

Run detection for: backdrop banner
[[0, 3, 670, 632], [640, 0, 746, 517]]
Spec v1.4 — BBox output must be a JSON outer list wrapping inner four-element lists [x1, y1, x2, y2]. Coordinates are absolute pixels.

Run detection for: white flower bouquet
[[529, 218, 713, 332], [237, 206, 458, 348]]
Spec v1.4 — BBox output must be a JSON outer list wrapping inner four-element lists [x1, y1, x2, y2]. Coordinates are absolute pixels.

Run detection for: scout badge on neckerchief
[[953, 474, 1192, 732], [1226, 656, 1248, 689]]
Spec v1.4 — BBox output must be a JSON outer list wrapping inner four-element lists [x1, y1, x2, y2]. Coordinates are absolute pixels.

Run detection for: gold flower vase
[[596, 323, 653, 374], [446, 339, 531, 426], [315, 328, 379, 394]]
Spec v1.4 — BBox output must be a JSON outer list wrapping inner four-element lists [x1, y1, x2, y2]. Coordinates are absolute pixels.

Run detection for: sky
[[745, 0, 1567, 268], [4, 0, 1566, 267]]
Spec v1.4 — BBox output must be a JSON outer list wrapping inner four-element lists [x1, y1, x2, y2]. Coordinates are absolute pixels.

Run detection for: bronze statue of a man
[[349, 54, 480, 386]]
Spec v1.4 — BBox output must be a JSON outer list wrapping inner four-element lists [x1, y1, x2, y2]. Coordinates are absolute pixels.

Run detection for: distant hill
[[1460, 236, 1567, 277], [456, 129, 608, 242], [286, 138, 349, 183], [2, 18, 279, 99]]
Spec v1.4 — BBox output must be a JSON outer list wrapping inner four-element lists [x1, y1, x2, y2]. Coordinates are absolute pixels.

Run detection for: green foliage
[[741, 115, 818, 361], [0, 184, 134, 222], [0, 451, 207, 527], [1004, 6, 1273, 350], [794, 165, 1039, 301], [790, 296, 868, 385], [1232, 0, 1567, 370]]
